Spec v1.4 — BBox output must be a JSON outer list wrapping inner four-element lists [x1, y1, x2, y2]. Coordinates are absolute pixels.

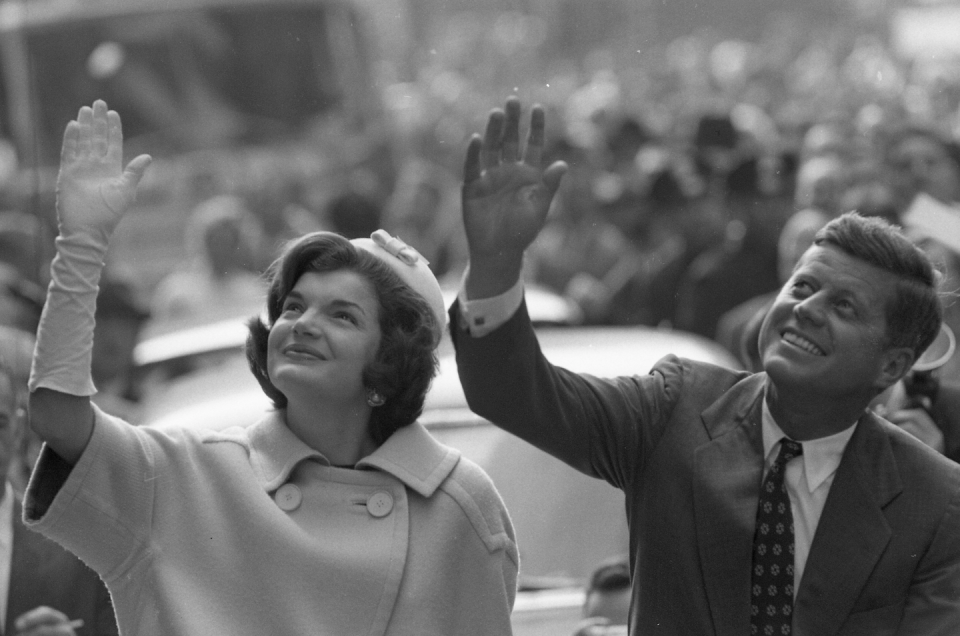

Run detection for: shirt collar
[[761, 398, 857, 493], [234, 411, 461, 498]]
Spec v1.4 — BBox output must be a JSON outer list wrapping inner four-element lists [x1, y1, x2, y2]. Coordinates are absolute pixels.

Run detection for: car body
[[133, 294, 739, 635]]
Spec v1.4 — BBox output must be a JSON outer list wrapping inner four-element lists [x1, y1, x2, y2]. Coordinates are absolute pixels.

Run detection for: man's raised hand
[[461, 97, 566, 297], [56, 100, 151, 240]]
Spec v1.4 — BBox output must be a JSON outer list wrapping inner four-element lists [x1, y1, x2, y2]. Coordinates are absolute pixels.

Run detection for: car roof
[[138, 323, 739, 429]]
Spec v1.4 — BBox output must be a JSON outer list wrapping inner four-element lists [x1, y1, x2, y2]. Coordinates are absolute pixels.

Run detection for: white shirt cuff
[[456, 269, 524, 338]]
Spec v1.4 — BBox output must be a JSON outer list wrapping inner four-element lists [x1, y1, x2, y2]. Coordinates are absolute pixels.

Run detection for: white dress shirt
[[760, 398, 857, 595], [0, 480, 16, 630], [457, 274, 860, 596]]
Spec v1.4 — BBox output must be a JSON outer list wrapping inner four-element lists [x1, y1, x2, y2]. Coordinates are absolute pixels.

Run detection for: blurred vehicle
[[0, 0, 410, 288], [132, 286, 739, 636]]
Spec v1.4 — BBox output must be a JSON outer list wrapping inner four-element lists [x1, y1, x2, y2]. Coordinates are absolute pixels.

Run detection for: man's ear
[[875, 347, 916, 392]]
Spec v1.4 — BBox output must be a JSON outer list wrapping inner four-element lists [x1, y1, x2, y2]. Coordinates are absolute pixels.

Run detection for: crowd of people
[[0, 14, 959, 636]]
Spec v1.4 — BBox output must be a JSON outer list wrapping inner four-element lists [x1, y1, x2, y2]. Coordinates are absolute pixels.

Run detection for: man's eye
[[835, 299, 855, 313]]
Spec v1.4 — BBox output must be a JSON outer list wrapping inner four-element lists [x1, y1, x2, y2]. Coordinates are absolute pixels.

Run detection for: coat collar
[[213, 411, 461, 498]]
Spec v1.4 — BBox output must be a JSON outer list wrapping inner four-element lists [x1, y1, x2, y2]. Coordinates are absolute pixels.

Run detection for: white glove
[[29, 100, 151, 396]]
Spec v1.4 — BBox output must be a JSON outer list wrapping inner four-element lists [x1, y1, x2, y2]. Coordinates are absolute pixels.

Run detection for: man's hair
[[245, 232, 439, 445], [813, 212, 942, 358]]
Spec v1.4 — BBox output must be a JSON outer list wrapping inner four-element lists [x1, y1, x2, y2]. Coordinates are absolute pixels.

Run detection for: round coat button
[[366, 491, 394, 518], [275, 483, 302, 511]]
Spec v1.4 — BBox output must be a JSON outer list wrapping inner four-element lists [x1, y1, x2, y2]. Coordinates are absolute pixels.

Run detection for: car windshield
[[14, 4, 351, 163]]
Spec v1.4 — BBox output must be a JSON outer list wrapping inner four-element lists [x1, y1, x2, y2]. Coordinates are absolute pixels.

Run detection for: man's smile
[[781, 330, 826, 356]]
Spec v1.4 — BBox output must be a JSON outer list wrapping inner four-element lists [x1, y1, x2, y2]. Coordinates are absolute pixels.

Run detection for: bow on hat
[[351, 230, 447, 346]]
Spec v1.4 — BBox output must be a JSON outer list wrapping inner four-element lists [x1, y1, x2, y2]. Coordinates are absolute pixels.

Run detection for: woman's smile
[[282, 343, 327, 361]]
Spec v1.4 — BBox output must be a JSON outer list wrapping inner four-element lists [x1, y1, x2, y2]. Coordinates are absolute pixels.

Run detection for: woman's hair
[[245, 232, 439, 445], [814, 212, 942, 359]]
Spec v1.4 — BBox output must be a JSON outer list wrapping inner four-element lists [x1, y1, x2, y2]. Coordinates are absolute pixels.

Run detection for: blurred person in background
[[524, 136, 653, 324], [323, 189, 383, 241], [0, 358, 118, 636], [0, 211, 53, 291], [148, 193, 267, 333], [381, 158, 467, 285], [91, 276, 150, 422], [885, 126, 960, 211], [870, 323, 960, 464], [0, 327, 34, 493], [0, 266, 44, 338], [673, 155, 783, 339], [24, 100, 517, 636], [572, 556, 631, 636]]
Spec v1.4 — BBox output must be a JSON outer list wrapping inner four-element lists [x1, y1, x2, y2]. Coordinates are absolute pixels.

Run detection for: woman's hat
[[351, 230, 446, 343]]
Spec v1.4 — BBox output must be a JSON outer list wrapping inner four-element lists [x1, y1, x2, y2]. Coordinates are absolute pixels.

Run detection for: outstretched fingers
[[481, 108, 505, 170], [522, 105, 545, 168], [61, 121, 80, 165], [542, 160, 568, 198], [122, 154, 153, 191], [92, 100, 109, 157], [106, 109, 124, 165], [463, 135, 483, 184], [76, 106, 94, 158], [501, 97, 521, 162]]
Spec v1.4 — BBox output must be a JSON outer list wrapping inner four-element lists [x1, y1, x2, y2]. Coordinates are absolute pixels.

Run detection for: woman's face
[[267, 269, 382, 406]]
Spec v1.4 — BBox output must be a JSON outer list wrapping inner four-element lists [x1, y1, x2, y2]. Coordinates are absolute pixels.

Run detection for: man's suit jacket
[[6, 497, 118, 636], [451, 300, 960, 636]]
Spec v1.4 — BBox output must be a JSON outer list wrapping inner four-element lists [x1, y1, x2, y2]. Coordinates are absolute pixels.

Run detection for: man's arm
[[29, 100, 150, 465], [453, 100, 679, 486]]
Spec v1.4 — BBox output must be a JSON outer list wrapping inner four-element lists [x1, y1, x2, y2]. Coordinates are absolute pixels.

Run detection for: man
[[0, 360, 118, 636], [451, 97, 960, 635]]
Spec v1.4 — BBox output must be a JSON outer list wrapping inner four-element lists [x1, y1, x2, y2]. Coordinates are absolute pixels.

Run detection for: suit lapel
[[794, 413, 901, 636], [694, 373, 767, 636]]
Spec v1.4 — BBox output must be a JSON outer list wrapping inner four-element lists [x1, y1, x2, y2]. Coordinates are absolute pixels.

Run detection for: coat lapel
[[693, 373, 768, 636], [794, 412, 901, 636]]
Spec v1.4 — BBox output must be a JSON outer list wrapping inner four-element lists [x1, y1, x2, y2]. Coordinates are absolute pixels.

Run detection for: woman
[[24, 101, 518, 635]]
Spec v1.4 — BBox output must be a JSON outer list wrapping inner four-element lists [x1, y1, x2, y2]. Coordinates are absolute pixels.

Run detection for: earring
[[366, 390, 385, 407]]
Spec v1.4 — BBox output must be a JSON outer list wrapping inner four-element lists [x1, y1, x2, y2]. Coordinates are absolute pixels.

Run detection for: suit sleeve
[[898, 485, 960, 635], [450, 297, 684, 490]]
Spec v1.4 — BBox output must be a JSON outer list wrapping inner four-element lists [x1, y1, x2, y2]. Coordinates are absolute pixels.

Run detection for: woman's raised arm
[[29, 100, 151, 464]]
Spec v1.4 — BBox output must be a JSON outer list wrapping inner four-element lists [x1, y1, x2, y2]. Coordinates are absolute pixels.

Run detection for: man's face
[[759, 245, 907, 403]]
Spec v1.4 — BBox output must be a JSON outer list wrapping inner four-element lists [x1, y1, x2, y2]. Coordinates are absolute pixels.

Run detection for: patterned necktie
[[750, 438, 803, 636]]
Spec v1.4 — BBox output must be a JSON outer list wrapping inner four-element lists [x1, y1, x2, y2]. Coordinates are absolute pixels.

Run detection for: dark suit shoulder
[[652, 354, 753, 411], [878, 415, 960, 485]]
